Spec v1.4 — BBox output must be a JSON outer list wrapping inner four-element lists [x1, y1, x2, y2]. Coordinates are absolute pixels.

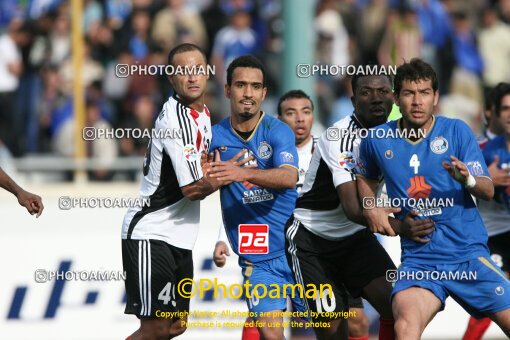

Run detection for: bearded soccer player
[[121, 43, 224, 340], [463, 83, 510, 340], [208, 55, 306, 340], [285, 72, 434, 340], [213, 89, 318, 340], [357, 58, 510, 339]]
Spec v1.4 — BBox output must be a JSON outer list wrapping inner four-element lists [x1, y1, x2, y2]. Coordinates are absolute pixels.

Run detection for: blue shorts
[[239, 255, 307, 315], [391, 257, 510, 318]]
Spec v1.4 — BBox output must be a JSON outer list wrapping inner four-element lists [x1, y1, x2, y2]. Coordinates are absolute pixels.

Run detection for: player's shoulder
[[212, 117, 230, 133], [484, 135, 505, 152], [261, 113, 294, 134], [155, 95, 185, 128], [476, 134, 489, 149]]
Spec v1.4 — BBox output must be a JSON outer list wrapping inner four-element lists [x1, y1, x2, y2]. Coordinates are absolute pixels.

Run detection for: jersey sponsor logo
[[384, 149, 394, 159], [219, 146, 228, 152], [280, 151, 294, 163], [495, 286, 505, 296], [238, 224, 269, 254], [430, 136, 448, 154], [242, 181, 274, 204], [258, 141, 273, 159], [407, 176, 432, 199], [339, 151, 356, 170], [467, 161, 484, 176], [183, 144, 199, 161]]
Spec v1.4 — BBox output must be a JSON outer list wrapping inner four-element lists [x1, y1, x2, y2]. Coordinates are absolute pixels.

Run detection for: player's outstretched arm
[[0, 167, 44, 217], [356, 175, 399, 236], [442, 155, 494, 201], [208, 158, 297, 189]]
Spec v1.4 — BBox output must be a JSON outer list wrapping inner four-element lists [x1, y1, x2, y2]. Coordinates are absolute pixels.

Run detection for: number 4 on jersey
[[410, 154, 420, 174]]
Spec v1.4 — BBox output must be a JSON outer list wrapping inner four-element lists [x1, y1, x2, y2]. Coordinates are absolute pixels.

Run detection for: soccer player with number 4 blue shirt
[[207, 55, 306, 340], [356, 59, 510, 339]]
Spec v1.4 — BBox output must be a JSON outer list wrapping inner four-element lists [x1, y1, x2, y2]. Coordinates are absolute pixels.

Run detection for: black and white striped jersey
[[294, 115, 365, 240], [296, 136, 318, 194], [121, 94, 212, 250]]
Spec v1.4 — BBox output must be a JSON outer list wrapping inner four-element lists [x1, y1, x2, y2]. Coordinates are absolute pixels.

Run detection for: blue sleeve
[[482, 145, 494, 167], [356, 137, 382, 180], [271, 123, 299, 168], [455, 120, 490, 177]]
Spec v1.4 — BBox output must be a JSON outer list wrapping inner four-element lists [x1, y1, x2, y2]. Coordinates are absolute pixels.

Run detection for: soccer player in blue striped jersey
[[356, 58, 510, 339], [208, 55, 306, 340]]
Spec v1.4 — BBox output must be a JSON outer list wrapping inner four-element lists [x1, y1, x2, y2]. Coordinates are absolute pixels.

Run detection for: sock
[[242, 323, 260, 340], [349, 337, 369, 340], [463, 316, 491, 340], [379, 318, 395, 340]]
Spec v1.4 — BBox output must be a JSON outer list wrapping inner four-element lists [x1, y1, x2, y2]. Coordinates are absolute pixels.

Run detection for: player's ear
[[433, 90, 439, 106], [224, 84, 231, 99], [261, 86, 267, 101]]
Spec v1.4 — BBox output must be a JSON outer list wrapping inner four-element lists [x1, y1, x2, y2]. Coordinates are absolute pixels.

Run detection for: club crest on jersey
[[258, 141, 272, 159], [280, 151, 294, 163], [339, 151, 356, 170], [183, 144, 199, 161], [384, 150, 394, 159], [430, 136, 448, 154]]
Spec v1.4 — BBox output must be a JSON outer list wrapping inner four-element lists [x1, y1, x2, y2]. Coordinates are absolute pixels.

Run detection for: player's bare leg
[[256, 312, 283, 340], [392, 287, 442, 340], [348, 307, 369, 339], [128, 317, 187, 340], [487, 308, 510, 337], [314, 318, 348, 340]]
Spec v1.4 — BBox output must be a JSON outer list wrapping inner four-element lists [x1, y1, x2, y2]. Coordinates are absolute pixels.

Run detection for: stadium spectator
[[151, 0, 208, 54]]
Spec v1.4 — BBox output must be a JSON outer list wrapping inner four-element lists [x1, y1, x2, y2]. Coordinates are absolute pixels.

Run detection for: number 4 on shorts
[[159, 282, 177, 307]]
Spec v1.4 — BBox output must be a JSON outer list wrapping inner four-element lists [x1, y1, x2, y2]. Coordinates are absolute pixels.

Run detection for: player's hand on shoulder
[[488, 155, 510, 187], [399, 210, 435, 243], [213, 241, 230, 268], [17, 189, 44, 218], [363, 206, 400, 236]]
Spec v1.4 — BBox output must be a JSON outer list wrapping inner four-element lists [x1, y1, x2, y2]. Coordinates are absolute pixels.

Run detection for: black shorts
[[285, 217, 395, 320], [122, 239, 193, 317], [347, 293, 364, 309], [488, 231, 510, 274]]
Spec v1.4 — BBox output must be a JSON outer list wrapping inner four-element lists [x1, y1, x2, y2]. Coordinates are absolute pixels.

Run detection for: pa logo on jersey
[[430, 136, 448, 154], [258, 141, 272, 159], [238, 224, 269, 254], [339, 151, 356, 170], [183, 144, 199, 161]]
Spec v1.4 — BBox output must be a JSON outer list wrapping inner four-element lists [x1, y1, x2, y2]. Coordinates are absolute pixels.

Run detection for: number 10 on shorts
[[238, 224, 269, 254]]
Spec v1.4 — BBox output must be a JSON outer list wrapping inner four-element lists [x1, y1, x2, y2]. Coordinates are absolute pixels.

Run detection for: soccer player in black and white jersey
[[284, 74, 435, 340], [277, 90, 318, 193], [121, 44, 234, 340], [278, 89, 370, 339]]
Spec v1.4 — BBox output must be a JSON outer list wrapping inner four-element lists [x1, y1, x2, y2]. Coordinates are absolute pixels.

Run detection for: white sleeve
[[161, 117, 203, 187], [317, 132, 356, 188], [217, 220, 229, 243]]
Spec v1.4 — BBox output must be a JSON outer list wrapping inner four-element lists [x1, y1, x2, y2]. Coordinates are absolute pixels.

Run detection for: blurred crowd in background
[[0, 0, 509, 181]]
